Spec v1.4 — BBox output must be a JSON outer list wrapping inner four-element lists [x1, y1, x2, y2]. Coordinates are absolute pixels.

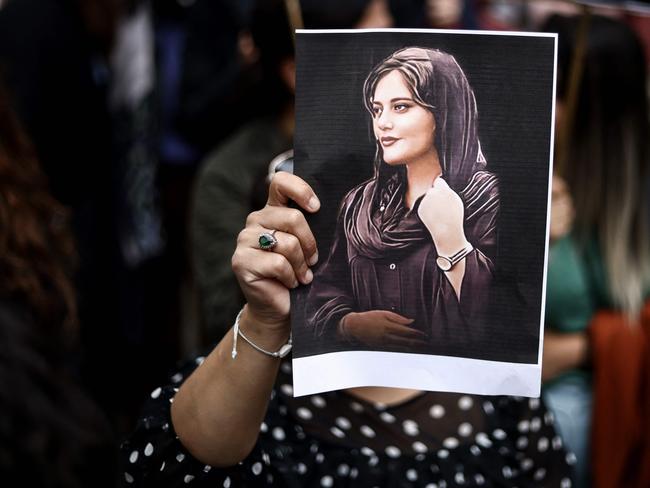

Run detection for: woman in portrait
[[307, 47, 499, 354]]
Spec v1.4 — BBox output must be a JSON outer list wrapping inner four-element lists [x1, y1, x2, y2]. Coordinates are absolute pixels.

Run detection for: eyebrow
[[372, 97, 414, 105]]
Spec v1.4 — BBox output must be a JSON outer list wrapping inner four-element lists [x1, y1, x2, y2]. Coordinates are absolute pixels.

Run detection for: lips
[[381, 136, 399, 147]]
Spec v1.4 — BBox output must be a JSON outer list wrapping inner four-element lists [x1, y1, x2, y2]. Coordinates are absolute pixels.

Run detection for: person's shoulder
[[198, 118, 285, 179], [460, 170, 499, 203], [340, 178, 375, 209]]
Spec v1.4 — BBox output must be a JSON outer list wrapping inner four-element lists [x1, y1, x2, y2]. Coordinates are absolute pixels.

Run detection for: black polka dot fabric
[[121, 358, 575, 487]]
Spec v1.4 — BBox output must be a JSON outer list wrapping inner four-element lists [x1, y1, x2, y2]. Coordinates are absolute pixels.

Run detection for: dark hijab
[[348, 47, 488, 257], [363, 47, 486, 192]]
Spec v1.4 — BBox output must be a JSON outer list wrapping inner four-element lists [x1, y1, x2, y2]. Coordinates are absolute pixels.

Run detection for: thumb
[[433, 175, 449, 189]]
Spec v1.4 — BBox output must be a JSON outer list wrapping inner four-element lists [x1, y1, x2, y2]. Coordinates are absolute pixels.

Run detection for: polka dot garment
[[121, 358, 575, 487]]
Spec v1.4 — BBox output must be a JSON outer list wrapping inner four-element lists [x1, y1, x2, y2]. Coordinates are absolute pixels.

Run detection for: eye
[[372, 106, 382, 117], [394, 103, 410, 113]]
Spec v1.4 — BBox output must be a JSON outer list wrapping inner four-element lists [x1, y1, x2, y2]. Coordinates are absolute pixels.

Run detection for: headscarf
[[349, 47, 488, 256]]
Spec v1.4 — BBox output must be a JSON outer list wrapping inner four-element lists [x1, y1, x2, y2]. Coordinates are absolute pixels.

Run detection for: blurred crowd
[[0, 0, 649, 486]]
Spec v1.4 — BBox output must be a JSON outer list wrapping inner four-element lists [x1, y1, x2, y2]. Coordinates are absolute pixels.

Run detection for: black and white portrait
[[291, 30, 556, 397]]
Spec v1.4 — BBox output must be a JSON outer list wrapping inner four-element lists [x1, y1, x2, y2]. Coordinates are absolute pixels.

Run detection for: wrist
[[337, 313, 355, 341], [435, 240, 472, 270], [431, 228, 469, 257], [239, 306, 291, 351]]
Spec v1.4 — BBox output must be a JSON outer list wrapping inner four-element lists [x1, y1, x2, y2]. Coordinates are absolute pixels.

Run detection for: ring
[[258, 230, 278, 250]]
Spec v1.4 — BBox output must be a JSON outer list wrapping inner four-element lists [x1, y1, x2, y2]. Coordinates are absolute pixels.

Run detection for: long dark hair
[[362, 46, 487, 192], [0, 77, 116, 487], [545, 14, 650, 315], [0, 78, 78, 332]]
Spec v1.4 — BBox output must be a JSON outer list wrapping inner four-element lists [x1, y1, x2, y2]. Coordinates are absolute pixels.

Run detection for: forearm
[[542, 331, 589, 382], [171, 307, 289, 467]]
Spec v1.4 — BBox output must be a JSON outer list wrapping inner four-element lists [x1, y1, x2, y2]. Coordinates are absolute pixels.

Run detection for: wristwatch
[[436, 243, 474, 272]]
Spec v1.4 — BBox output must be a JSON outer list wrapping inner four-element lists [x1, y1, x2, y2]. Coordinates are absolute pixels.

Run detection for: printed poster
[[291, 29, 557, 398]]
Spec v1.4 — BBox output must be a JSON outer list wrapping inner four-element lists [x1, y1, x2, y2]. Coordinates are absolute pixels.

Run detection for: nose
[[377, 111, 393, 130]]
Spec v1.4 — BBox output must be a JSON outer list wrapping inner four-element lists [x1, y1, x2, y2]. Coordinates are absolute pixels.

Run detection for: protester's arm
[[172, 173, 319, 466], [542, 330, 589, 381]]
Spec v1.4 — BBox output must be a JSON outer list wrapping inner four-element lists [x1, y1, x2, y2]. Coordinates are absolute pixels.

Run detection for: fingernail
[[308, 196, 320, 211], [292, 280, 299, 289], [303, 269, 313, 284], [308, 251, 319, 266]]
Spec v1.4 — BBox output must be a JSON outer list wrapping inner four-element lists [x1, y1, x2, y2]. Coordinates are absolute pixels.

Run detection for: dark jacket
[[307, 170, 499, 356]]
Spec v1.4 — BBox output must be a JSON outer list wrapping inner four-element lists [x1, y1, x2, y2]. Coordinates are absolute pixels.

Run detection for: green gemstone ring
[[258, 230, 278, 250]]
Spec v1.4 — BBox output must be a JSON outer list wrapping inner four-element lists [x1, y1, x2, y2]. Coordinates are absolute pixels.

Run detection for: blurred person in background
[[0, 77, 116, 488], [191, 0, 394, 344], [176, 0, 261, 154], [0, 0, 176, 436], [542, 13, 650, 488]]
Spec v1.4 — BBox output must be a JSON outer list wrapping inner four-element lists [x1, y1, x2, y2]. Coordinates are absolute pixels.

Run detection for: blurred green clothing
[[545, 234, 609, 334], [543, 233, 609, 488], [192, 118, 291, 342]]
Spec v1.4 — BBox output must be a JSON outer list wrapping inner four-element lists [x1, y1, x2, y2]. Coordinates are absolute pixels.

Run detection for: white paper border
[[293, 351, 541, 397], [296, 28, 558, 38]]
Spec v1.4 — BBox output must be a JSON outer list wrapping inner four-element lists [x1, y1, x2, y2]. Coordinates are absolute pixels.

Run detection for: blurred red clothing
[[590, 301, 650, 488]]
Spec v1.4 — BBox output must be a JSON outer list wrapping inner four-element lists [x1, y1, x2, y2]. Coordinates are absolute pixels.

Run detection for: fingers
[[247, 204, 318, 267], [381, 310, 415, 325], [385, 333, 429, 348], [431, 175, 451, 190], [232, 246, 300, 290], [267, 172, 320, 213], [385, 322, 429, 340], [237, 227, 313, 285]]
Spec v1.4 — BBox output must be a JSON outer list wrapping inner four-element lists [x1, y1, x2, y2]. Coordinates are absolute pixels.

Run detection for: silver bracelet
[[231, 308, 293, 359]]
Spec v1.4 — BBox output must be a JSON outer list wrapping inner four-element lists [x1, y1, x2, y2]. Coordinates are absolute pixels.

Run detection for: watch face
[[436, 256, 452, 272]]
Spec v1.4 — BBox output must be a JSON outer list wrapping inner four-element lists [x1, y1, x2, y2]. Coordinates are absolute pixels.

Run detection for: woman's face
[[371, 70, 436, 166]]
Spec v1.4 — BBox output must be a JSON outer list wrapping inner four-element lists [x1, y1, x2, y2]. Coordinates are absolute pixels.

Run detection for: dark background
[[292, 30, 556, 364]]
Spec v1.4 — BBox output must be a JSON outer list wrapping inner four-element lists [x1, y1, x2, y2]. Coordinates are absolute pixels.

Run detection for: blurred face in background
[[426, 0, 462, 27], [355, 0, 393, 28]]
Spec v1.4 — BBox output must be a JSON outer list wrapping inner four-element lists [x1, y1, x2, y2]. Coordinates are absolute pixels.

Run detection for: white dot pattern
[[297, 407, 313, 420], [429, 405, 445, 419], [122, 360, 574, 486], [380, 411, 396, 423], [402, 419, 419, 436], [458, 422, 473, 437], [385, 445, 401, 458], [335, 417, 351, 430]]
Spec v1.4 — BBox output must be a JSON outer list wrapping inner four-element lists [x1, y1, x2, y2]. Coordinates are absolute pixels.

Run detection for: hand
[[542, 330, 589, 382], [231, 172, 320, 334], [550, 175, 574, 241], [339, 310, 428, 348], [417, 176, 468, 255]]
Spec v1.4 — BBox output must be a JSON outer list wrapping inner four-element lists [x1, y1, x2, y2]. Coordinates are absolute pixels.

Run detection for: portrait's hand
[[232, 172, 320, 333], [339, 310, 428, 348], [417, 177, 468, 256], [549, 175, 574, 241]]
